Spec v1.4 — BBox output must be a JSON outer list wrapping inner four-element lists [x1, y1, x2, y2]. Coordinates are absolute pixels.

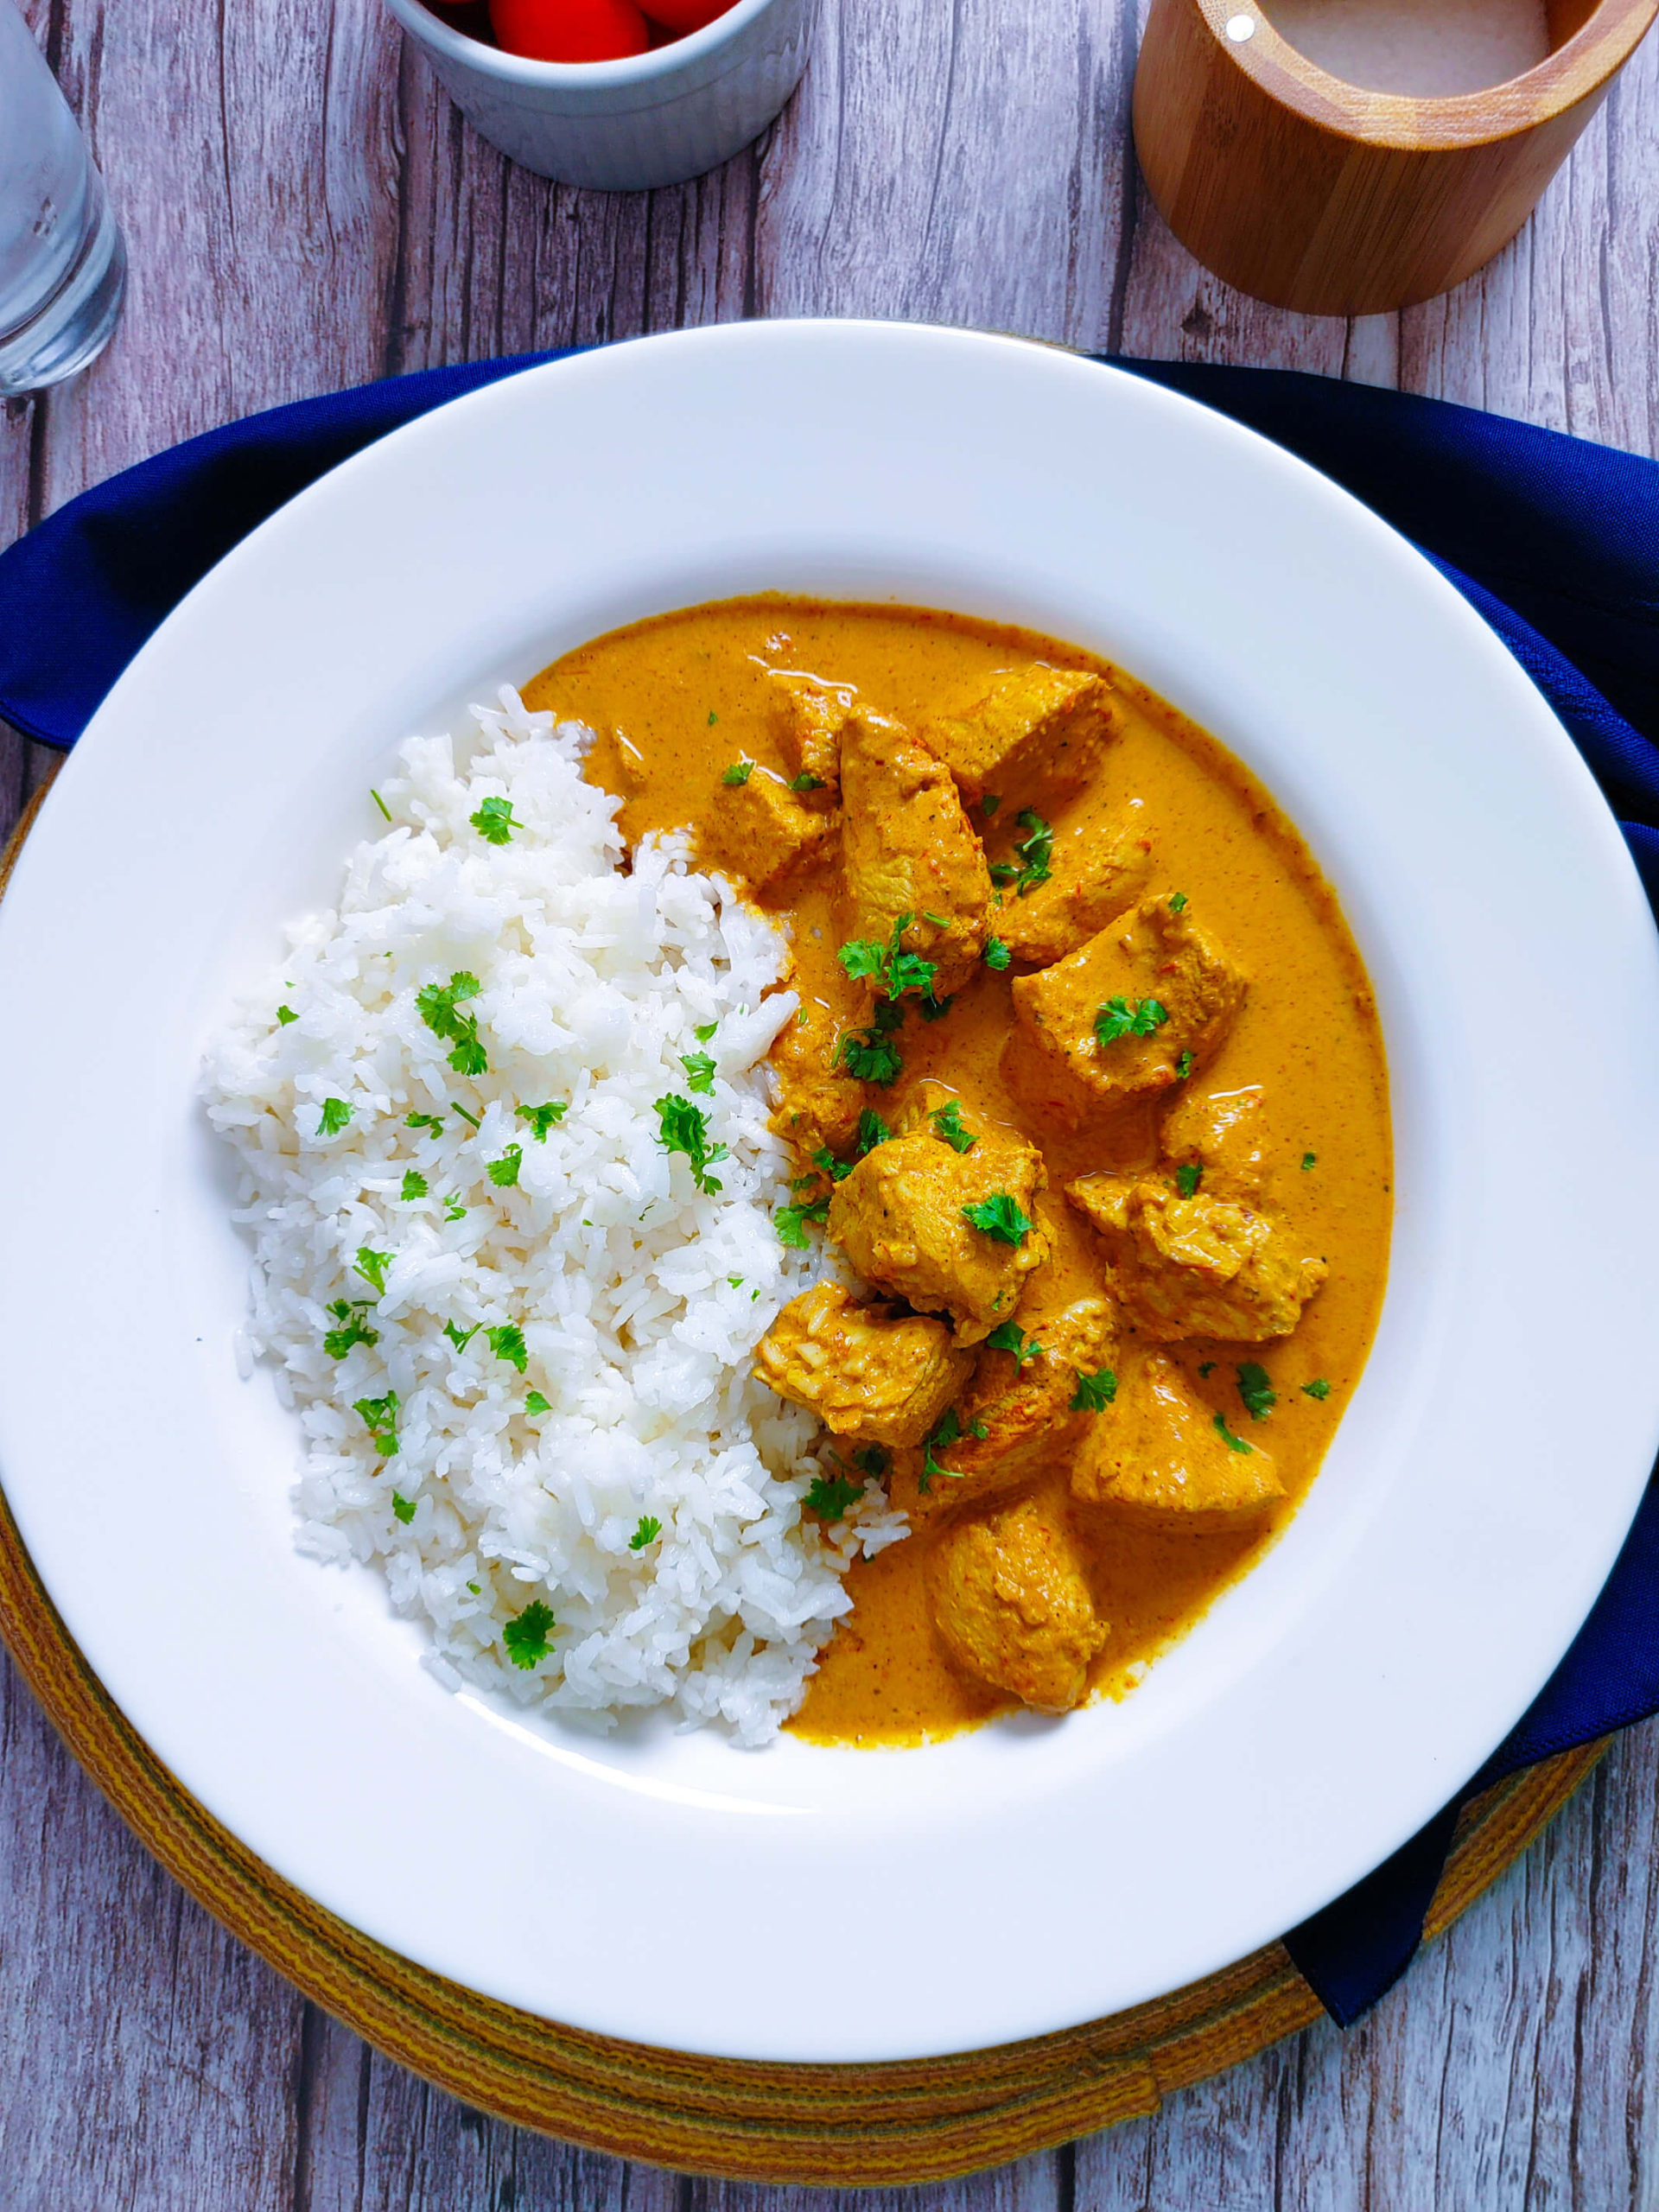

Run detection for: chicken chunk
[[930, 1497, 1109, 1713], [701, 766, 836, 893], [1160, 1084, 1267, 1202], [1007, 894, 1248, 1132], [997, 801, 1154, 968], [754, 1282, 974, 1448], [925, 665, 1123, 812], [1070, 1349, 1284, 1527], [1065, 1173, 1326, 1341], [768, 994, 864, 1166], [827, 1124, 1050, 1343], [900, 1297, 1118, 1523], [766, 671, 853, 801], [840, 712, 991, 1000]]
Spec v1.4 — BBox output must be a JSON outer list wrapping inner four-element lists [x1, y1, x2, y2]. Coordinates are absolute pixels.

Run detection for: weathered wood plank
[[0, 391, 40, 841], [759, 0, 1141, 344], [290, 2001, 680, 2212], [4, 0, 1659, 2201], [0, 1656, 307, 2210]]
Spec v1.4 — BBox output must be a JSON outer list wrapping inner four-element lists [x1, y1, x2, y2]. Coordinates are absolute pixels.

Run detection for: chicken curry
[[524, 598, 1391, 1745]]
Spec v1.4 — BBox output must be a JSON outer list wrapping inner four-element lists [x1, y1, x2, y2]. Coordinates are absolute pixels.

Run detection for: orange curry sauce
[[524, 598, 1392, 1746]]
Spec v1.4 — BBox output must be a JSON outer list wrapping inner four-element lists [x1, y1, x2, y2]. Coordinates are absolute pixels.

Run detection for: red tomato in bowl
[[490, 0, 650, 60], [644, 0, 734, 31]]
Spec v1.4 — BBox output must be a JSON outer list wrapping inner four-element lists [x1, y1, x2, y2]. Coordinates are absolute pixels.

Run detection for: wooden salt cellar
[[1133, 0, 1659, 315]]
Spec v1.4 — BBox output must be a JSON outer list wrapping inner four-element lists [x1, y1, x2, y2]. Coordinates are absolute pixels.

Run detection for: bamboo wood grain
[[1133, 0, 1659, 315]]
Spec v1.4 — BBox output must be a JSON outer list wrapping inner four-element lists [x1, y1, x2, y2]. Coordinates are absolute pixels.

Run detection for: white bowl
[[2, 322, 1656, 2063], [383, 0, 812, 189]]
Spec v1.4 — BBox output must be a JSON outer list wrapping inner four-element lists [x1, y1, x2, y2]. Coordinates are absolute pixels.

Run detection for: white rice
[[203, 687, 906, 1745]]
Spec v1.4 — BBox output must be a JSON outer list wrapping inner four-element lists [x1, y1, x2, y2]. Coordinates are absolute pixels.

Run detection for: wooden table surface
[[4, 1, 1659, 2204]]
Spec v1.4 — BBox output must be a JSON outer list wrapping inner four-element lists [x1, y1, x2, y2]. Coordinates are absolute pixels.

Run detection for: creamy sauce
[[525, 597, 1392, 1747]]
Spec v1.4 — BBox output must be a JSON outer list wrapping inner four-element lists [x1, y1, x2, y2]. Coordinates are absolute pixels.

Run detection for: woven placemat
[[0, 771, 1606, 2184]]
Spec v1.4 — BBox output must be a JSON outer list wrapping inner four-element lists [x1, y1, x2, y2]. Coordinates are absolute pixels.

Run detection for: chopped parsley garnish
[[922, 1407, 963, 1485], [526, 1390, 551, 1416], [1198, 1361, 1216, 1378], [1302, 1151, 1318, 1171], [391, 1492, 416, 1525], [442, 1194, 466, 1222], [1094, 996, 1169, 1047], [837, 912, 938, 1002], [652, 1094, 728, 1195], [1302, 1378, 1332, 1401], [985, 1321, 1045, 1369], [486, 1323, 528, 1373], [400, 1169, 429, 1200], [1071, 1368, 1117, 1412], [721, 760, 753, 785], [516, 1102, 568, 1141], [855, 1108, 892, 1154], [680, 1051, 717, 1095], [443, 1320, 480, 1351], [318, 1097, 353, 1136], [839, 1000, 905, 1086], [353, 1247, 391, 1295], [930, 1101, 977, 1153], [502, 1599, 556, 1670], [1213, 1411, 1253, 1454], [918, 993, 954, 1022], [775, 1196, 830, 1248], [323, 1300, 378, 1358], [629, 1514, 663, 1550], [707, 709, 719, 726], [982, 793, 1001, 817], [486, 1143, 523, 1188], [988, 810, 1053, 898], [805, 1471, 865, 1520], [1170, 892, 1188, 913], [790, 772, 824, 793], [1174, 1161, 1203, 1198], [450, 1101, 481, 1130], [1236, 1362, 1276, 1421], [276, 1004, 297, 1026], [853, 1445, 891, 1479], [728, 1275, 744, 1289], [694, 1020, 718, 1042], [961, 1192, 1033, 1244], [469, 795, 521, 845], [1175, 1051, 1196, 1081], [405, 1110, 445, 1135], [983, 937, 1012, 972], [416, 971, 487, 1077], [918, 1408, 988, 1488], [371, 788, 391, 822], [353, 1389, 400, 1457], [812, 1146, 855, 1184]]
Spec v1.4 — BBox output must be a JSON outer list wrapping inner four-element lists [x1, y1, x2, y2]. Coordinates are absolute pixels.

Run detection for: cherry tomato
[[644, 0, 734, 32], [490, 0, 650, 60]]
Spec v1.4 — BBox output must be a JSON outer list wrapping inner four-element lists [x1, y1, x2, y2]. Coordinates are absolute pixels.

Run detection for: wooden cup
[[1133, 0, 1659, 315]]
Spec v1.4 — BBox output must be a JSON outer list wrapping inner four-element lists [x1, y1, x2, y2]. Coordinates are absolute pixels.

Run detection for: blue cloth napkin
[[2, 348, 1656, 2031]]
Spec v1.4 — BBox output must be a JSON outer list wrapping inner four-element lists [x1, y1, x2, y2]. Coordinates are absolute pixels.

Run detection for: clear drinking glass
[[0, 0, 125, 396]]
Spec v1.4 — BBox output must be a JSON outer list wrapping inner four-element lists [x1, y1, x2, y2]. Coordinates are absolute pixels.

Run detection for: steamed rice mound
[[204, 688, 905, 1745]]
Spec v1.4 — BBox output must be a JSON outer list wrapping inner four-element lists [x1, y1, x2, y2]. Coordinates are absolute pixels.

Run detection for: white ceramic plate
[[3, 322, 1657, 2064]]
